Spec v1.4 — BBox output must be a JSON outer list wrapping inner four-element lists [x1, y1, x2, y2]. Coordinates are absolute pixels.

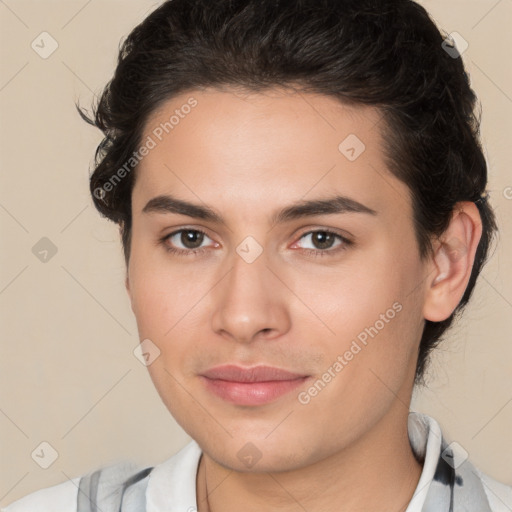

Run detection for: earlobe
[[423, 202, 483, 322]]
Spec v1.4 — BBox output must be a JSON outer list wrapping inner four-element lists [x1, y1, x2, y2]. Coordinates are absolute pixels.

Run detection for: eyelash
[[159, 228, 353, 258]]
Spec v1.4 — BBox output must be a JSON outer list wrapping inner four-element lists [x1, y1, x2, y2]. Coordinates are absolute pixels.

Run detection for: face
[[126, 87, 429, 472]]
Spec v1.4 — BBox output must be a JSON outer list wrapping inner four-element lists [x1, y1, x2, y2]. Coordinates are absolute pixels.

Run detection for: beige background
[[0, 0, 511, 506]]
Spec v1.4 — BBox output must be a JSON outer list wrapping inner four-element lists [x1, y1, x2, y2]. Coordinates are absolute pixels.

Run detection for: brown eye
[[292, 229, 353, 259], [310, 231, 337, 250], [161, 229, 213, 256], [178, 229, 205, 249], [298, 230, 344, 251]]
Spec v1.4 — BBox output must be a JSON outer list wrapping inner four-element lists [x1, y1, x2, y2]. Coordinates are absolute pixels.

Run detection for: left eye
[[294, 230, 348, 253]]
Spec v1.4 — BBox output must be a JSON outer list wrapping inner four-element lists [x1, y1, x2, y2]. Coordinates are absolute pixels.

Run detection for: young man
[[4, 0, 511, 510]]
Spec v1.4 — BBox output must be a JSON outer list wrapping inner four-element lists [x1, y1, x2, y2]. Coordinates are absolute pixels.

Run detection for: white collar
[[405, 412, 443, 511], [146, 440, 202, 512]]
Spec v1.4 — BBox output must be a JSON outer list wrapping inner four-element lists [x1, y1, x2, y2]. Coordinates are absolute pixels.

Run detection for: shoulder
[[1, 477, 81, 512], [406, 412, 511, 512], [2, 442, 201, 512], [476, 468, 512, 512], [2, 460, 150, 512]]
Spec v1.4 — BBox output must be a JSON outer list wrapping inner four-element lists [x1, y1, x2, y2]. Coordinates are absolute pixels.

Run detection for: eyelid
[[160, 223, 213, 238], [292, 225, 354, 242]]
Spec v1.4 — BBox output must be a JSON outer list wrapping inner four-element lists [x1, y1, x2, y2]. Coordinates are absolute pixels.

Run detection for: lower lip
[[200, 376, 309, 406]]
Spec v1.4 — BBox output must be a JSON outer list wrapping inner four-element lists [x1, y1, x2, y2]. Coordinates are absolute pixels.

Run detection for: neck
[[195, 400, 423, 512]]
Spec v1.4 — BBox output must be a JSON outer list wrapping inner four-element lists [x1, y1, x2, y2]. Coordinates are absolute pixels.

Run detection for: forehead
[[133, 87, 412, 222], [143, 86, 382, 153]]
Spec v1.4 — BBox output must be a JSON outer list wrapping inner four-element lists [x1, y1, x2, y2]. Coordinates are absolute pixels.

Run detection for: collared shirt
[[3, 412, 511, 511]]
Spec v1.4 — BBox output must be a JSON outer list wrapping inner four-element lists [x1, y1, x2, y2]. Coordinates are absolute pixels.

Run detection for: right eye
[[159, 228, 218, 257]]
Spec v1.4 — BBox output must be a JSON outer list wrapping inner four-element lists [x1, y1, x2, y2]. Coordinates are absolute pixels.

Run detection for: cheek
[[128, 258, 213, 395], [293, 253, 404, 336], [305, 247, 424, 378], [128, 248, 208, 338]]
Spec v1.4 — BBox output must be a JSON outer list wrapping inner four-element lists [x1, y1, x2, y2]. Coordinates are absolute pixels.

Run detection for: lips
[[200, 364, 310, 406], [200, 364, 307, 382]]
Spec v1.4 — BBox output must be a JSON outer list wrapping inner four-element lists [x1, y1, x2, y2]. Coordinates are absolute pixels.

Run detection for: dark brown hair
[[78, 0, 497, 385]]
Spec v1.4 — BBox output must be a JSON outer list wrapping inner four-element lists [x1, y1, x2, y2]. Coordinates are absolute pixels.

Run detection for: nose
[[210, 244, 291, 345]]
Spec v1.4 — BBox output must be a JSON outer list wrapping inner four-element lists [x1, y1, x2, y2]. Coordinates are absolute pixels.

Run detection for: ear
[[423, 201, 483, 322]]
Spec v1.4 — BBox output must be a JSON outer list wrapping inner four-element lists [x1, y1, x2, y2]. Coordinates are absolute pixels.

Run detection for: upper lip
[[201, 365, 308, 382]]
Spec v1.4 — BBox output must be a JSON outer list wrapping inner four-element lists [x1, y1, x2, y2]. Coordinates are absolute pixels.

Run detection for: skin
[[125, 87, 482, 512]]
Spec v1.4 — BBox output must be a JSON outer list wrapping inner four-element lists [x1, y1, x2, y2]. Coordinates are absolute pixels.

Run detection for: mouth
[[199, 364, 310, 406]]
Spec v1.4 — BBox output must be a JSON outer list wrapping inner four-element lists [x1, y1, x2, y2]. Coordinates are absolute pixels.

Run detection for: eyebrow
[[142, 193, 377, 225]]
